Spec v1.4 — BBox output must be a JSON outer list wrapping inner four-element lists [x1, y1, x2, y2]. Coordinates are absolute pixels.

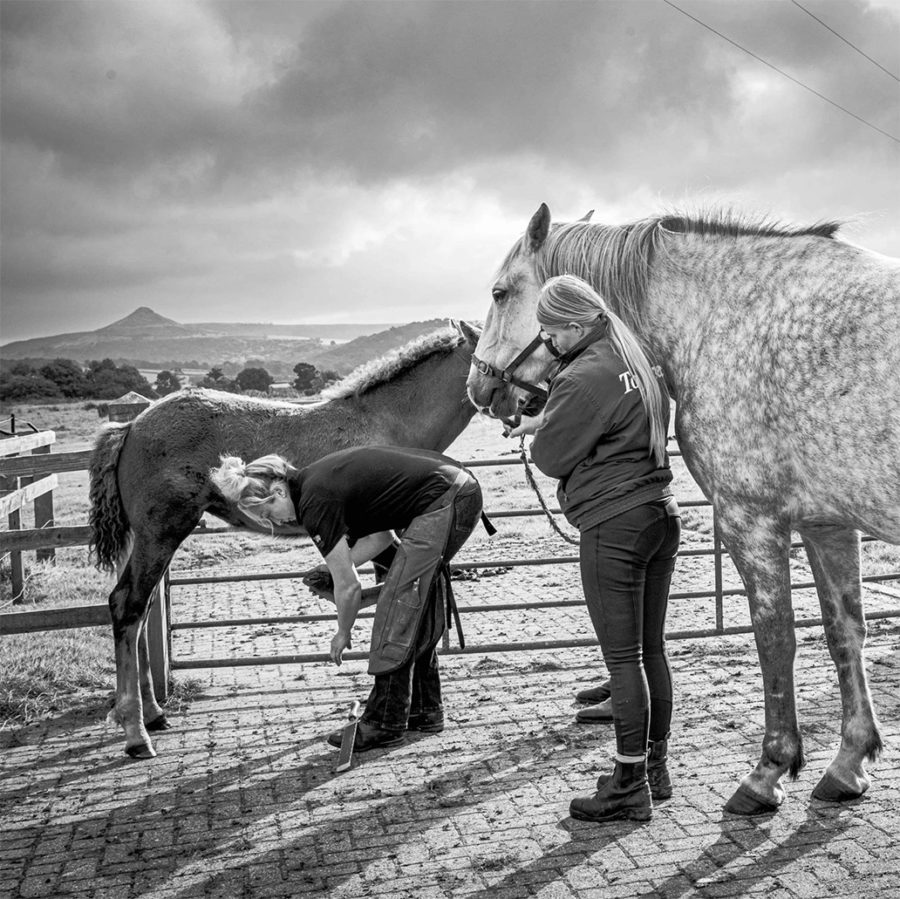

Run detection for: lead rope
[[518, 436, 580, 546]]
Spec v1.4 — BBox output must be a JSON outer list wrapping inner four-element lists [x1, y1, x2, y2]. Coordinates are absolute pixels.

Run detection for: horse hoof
[[724, 783, 781, 816], [812, 771, 868, 802], [145, 714, 172, 732], [125, 742, 157, 760]]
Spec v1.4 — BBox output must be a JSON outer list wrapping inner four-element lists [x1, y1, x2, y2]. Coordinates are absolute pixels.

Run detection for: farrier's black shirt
[[287, 446, 461, 557]]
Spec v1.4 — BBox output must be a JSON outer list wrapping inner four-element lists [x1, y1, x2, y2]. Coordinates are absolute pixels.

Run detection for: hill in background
[[0, 308, 458, 376]]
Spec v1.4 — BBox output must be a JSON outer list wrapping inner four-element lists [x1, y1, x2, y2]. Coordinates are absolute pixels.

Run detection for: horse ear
[[526, 203, 551, 253], [577, 209, 594, 222], [455, 320, 481, 344]]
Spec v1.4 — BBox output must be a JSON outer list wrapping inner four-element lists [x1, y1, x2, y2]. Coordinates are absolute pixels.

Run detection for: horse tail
[[89, 423, 132, 572]]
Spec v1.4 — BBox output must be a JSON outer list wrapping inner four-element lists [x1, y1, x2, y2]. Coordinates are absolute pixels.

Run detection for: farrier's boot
[[570, 760, 652, 822], [647, 738, 672, 801]]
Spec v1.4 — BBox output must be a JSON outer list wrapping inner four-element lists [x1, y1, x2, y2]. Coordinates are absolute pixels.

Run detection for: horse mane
[[319, 324, 465, 401], [500, 208, 843, 340], [658, 211, 841, 241]]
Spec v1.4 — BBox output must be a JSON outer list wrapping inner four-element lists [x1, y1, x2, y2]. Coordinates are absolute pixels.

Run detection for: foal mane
[[501, 208, 843, 341], [319, 325, 466, 401]]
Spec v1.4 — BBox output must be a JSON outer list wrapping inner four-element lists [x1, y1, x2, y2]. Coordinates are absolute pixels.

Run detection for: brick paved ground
[[3, 418, 899, 897]]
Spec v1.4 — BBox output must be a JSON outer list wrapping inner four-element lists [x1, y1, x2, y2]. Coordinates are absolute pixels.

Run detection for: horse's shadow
[[456, 797, 856, 899]]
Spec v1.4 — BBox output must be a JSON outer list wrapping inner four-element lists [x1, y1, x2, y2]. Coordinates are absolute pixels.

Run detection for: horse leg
[[800, 524, 881, 801], [716, 509, 801, 815], [108, 538, 177, 759], [137, 614, 171, 732]]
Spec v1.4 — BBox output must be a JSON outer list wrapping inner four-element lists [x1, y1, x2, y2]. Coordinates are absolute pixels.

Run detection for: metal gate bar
[[171, 609, 900, 671], [167, 452, 900, 669]]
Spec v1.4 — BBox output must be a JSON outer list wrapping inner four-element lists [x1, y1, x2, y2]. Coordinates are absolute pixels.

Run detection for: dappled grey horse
[[90, 321, 481, 759], [466, 203, 900, 815]]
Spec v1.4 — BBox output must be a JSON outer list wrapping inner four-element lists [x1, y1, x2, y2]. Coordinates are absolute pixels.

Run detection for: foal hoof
[[145, 714, 172, 732], [724, 783, 781, 816], [812, 771, 868, 802], [125, 742, 157, 760]]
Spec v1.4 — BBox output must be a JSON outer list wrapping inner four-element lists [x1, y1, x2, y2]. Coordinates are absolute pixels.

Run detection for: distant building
[[267, 382, 300, 398]]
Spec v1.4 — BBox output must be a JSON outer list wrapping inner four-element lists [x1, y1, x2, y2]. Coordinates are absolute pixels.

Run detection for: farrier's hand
[[330, 629, 352, 666]]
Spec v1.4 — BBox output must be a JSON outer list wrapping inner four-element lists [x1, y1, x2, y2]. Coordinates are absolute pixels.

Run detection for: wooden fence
[[0, 399, 168, 696]]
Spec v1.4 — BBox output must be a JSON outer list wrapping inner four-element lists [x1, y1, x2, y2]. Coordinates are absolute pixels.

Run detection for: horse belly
[[676, 390, 900, 544]]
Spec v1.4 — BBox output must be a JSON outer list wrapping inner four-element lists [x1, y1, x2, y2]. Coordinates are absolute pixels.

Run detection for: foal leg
[[801, 525, 881, 801], [109, 541, 177, 759], [716, 509, 801, 815], [137, 612, 170, 732]]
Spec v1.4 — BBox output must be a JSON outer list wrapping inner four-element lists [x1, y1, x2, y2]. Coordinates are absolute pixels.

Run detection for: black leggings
[[579, 497, 681, 756]]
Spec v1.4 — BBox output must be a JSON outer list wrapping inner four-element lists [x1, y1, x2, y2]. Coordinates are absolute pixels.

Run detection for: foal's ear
[[526, 203, 551, 253], [576, 209, 594, 222], [454, 319, 482, 344]]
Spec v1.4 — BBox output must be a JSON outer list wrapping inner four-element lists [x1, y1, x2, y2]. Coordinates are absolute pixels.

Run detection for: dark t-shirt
[[287, 446, 461, 556]]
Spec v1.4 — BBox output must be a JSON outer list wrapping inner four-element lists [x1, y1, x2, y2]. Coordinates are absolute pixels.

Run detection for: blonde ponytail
[[605, 312, 668, 467]]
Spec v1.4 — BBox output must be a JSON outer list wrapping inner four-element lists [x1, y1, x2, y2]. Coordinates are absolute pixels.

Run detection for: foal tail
[[89, 423, 132, 572]]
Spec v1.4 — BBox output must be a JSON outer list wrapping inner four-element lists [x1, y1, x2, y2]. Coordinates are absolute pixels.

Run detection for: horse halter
[[471, 333, 559, 401]]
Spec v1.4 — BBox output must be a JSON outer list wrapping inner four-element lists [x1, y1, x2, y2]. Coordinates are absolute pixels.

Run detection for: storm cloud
[[2, 0, 898, 340]]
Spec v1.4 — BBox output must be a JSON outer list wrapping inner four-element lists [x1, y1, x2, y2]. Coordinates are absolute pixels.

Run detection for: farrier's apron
[[367, 469, 470, 676]]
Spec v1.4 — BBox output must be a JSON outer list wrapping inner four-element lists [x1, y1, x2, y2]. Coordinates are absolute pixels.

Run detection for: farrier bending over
[[210, 445, 484, 752]]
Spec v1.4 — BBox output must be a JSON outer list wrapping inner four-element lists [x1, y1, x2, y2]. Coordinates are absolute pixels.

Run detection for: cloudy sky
[[1, 0, 898, 342]]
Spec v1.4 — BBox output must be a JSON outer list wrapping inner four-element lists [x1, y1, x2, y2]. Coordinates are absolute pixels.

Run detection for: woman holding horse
[[210, 444, 483, 752], [509, 274, 680, 822]]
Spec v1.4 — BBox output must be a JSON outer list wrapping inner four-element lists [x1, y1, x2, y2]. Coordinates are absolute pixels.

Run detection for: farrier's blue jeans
[[363, 481, 483, 731], [579, 497, 681, 756]]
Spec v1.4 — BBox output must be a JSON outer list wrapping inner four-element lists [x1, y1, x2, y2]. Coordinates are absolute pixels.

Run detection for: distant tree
[[155, 370, 182, 396], [308, 369, 342, 395], [39, 358, 87, 397], [198, 366, 237, 391], [292, 362, 318, 393], [235, 367, 273, 393], [83, 360, 157, 400], [0, 372, 61, 401], [87, 358, 119, 374]]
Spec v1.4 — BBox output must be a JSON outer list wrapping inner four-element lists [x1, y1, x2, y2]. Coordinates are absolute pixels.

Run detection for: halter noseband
[[471, 333, 559, 401]]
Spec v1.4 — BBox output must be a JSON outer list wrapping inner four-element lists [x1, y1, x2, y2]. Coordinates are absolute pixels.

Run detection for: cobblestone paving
[[2, 624, 899, 899], [3, 418, 899, 897]]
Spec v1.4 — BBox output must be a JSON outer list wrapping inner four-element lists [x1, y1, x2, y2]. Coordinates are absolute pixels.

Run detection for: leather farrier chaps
[[368, 469, 470, 676]]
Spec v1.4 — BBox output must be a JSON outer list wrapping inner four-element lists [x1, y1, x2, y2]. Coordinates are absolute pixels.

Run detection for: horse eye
[[491, 287, 508, 303]]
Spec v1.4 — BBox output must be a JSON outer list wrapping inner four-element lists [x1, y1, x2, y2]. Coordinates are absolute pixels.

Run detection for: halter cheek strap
[[471, 333, 559, 401]]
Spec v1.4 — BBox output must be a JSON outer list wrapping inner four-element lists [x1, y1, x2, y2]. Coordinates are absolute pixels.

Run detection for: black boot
[[575, 679, 612, 704], [571, 760, 652, 822], [647, 739, 672, 801]]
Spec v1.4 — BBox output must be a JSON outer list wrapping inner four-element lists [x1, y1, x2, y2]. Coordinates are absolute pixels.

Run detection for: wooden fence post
[[107, 393, 169, 702], [33, 445, 55, 563], [1, 438, 24, 602]]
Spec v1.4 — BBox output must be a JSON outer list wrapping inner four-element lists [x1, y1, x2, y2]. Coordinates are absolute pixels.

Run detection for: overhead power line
[[791, 0, 899, 83], [661, 0, 900, 145]]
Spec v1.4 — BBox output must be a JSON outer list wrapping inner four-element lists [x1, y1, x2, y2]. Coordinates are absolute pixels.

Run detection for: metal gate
[[166, 451, 900, 671]]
